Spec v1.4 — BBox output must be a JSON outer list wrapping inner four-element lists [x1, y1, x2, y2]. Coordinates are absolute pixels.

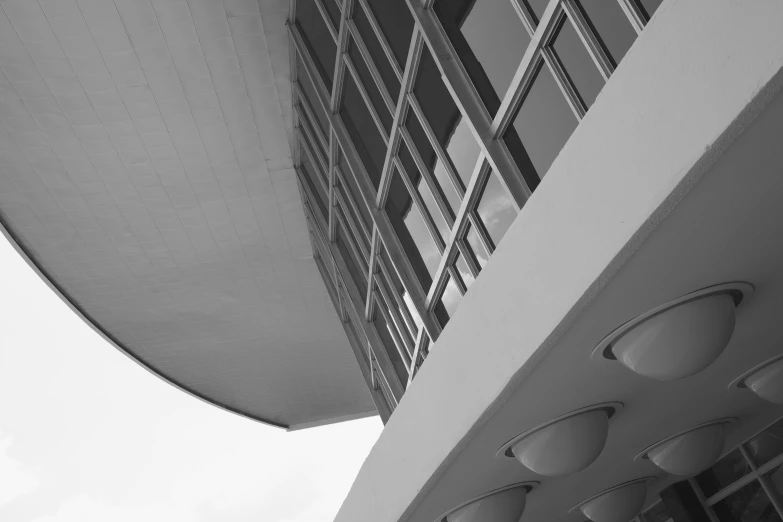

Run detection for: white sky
[[0, 231, 383, 522]]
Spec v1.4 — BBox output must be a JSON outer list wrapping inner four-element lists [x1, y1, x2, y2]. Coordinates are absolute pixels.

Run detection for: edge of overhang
[[0, 215, 290, 430]]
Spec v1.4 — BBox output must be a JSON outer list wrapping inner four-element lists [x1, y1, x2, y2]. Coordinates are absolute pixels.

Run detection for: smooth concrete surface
[[333, 1, 783, 521]]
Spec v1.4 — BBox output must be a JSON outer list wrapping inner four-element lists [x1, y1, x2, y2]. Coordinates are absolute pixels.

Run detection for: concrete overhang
[[334, 1, 783, 521], [0, 0, 374, 429]]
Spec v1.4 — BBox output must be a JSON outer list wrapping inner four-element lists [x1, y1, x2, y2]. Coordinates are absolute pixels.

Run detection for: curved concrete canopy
[[0, 0, 374, 429]]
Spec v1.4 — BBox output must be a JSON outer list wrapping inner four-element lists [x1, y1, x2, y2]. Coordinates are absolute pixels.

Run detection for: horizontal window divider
[[296, 168, 329, 234], [425, 242, 457, 309], [335, 169, 372, 242], [619, 0, 646, 34], [407, 328, 427, 385], [541, 44, 587, 120], [392, 156, 446, 253], [297, 108, 330, 174], [375, 276, 415, 354], [335, 189, 370, 257], [291, 22, 336, 118], [374, 293, 413, 369], [561, 0, 614, 79], [469, 210, 495, 254], [294, 86, 329, 148], [356, 0, 404, 81], [511, 0, 537, 34], [347, 19, 397, 114], [330, 10, 350, 111], [447, 264, 466, 295], [298, 132, 331, 200], [335, 206, 370, 271], [343, 53, 390, 144], [314, 0, 339, 42], [455, 237, 480, 278], [364, 229, 379, 323], [376, 254, 419, 338]]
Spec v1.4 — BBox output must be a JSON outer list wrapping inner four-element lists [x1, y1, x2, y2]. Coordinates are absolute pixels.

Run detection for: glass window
[[525, 0, 549, 24], [576, 0, 637, 67], [336, 219, 367, 297], [322, 0, 341, 29], [297, 56, 330, 138], [504, 61, 578, 181], [475, 169, 517, 248], [353, 3, 401, 103], [385, 167, 441, 290], [766, 465, 783, 504], [347, 37, 393, 133], [454, 253, 475, 289], [641, 500, 673, 522], [337, 186, 370, 252], [413, 47, 482, 187], [364, 0, 414, 68], [434, 0, 531, 116], [295, 0, 337, 92], [552, 16, 605, 109], [639, 0, 663, 21], [711, 480, 781, 522], [337, 147, 373, 233], [300, 139, 329, 218], [373, 307, 409, 385], [434, 275, 462, 327], [380, 246, 422, 333], [747, 420, 783, 468], [404, 111, 461, 218], [398, 140, 450, 242], [465, 224, 490, 269], [339, 70, 387, 189], [377, 277, 415, 350], [298, 103, 327, 163], [696, 449, 752, 498]]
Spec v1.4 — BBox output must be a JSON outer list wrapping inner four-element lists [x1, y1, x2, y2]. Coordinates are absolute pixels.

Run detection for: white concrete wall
[[334, 1, 783, 522]]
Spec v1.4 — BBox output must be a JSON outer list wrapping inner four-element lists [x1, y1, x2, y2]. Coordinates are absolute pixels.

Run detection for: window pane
[[385, 168, 441, 289], [398, 140, 450, 241], [525, 0, 549, 24], [413, 47, 482, 187], [476, 169, 517, 248], [297, 56, 330, 137], [404, 111, 461, 217], [295, 0, 337, 92], [434, 0, 530, 116], [337, 148, 373, 233], [300, 140, 328, 218], [712, 480, 781, 522], [553, 17, 605, 109], [465, 224, 490, 269], [454, 253, 474, 289], [747, 419, 783, 468], [340, 71, 387, 189], [434, 275, 462, 327], [365, 0, 414, 68], [639, 0, 663, 20], [696, 449, 752, 498], [347, 38, 393, 133], [380, 246, 422, 333], [336, 220, 367, 297], [322, 0, 341, 29], [576, 0, 637, 66], [505, 61, 578, 180], [353, 3, 401, 103], [373, 308, 409, 385], [765, 465, 783, 504]]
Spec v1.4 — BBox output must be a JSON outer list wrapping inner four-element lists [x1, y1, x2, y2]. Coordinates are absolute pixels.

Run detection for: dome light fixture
[[571, 477, 654, 522], [497, 403, 622, 477], [730, 354, 783, 404], [634, 418, 735, 476], [592, 283, 753, 380], [438, 482, 537, 522]]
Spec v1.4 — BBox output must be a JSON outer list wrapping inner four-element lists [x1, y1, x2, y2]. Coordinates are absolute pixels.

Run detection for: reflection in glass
[[465, 224, 490, 269], [398, 140, 450, 241], [747, 420, 783, 468], [365, 0, 414, 68], [347, 38, 393, 133], [434, 0, 531, 116], [525, 0, 549, 24], [712, 480, 781, 522], [505, 61, 578, 180], [639, 0, 663, 20], [553, 16, 605, 109], [297, 56, 330, 137], [335, 220, 367, 297], [385, 168, 441, 289], [413, 47, 482, 187], [340, 71, 387, 189], [435, 275, 462, 327], [353, 3, 401, 103], [373, 307, 410, 385], [576, 0, 637, 66], [454, 254, 474, 289], [295, 0, 337, 92], [404, 111, 461, 217], [476, 169, 517, 248], [696, 449, 752, 498]]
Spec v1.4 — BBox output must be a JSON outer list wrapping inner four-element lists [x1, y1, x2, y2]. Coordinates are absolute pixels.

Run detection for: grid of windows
[[289, 0, 662, 417]]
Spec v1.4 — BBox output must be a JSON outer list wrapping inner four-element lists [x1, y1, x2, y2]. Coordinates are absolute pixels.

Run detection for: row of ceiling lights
[[438, 282, 783, 522]]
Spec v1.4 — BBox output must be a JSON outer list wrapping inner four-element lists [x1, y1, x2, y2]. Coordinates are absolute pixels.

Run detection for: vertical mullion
[[343, 54, 390, 144], [347, 20, 396, 113], [355, 0, 403, 80], [330, 0, 351, 112], [365, 227, 379, 320]]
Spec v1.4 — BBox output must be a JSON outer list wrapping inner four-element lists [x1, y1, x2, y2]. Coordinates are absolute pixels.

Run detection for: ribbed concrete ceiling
[[0, 0, 374, 428]]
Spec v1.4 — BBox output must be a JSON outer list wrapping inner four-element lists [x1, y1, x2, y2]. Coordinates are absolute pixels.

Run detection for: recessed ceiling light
[[438, 482, 537, 522], [571, 477, 654, 522], [730, 354, 783, 404]]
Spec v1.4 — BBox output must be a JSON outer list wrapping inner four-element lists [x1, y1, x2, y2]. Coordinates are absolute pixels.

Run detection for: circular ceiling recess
[[571, 477, 653, 522], [592, 282, 753, 380], [634, 418, 735, 476], [439, 482, 537, 522], [497, 403, 622, 477], [730, 354, 783, 404]]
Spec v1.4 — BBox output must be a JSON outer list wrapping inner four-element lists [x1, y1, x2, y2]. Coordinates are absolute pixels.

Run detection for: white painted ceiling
[[0, 0, 374, 428]]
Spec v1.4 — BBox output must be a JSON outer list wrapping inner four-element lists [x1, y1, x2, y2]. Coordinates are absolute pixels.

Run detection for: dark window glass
[[300, 142, 328, 218], [464, 224, 490, 269], [353, 3, 401, 103], [504, 61, 578, 181], [339, 71, 387, 189], [379, 246, 421, 334], [365, 0, 414, 68], [434, 275, 461, 327], [476, 169, 517, 248], [766, 466, 783, 505], [398, 140, 450, 241], [434, 0, 530, 116], [297, 56, 330, 137], [413, 47, 482, 187], [385, 168, 441, 290], [337, 147, 373, 233], [338, 188, 369, 252], [553, 17, 605, 109], [298, 105, 327, 163], [295, 0, 337, 92], [336, 220, 367, 297], [712, 480, 781, 522], [576, 0, 637, 67], [454, 253, 474, 289], [639, 0, 663, 21], [525, 0, 549, 24], [373, 307, 409, 385], [696, 449, 752, 498], [641, 501, 673, 522], [747, 420, 783, 468], [347, 38, 393, 133], [404, 111, 461, 217], [322, 0, 341, 29]]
